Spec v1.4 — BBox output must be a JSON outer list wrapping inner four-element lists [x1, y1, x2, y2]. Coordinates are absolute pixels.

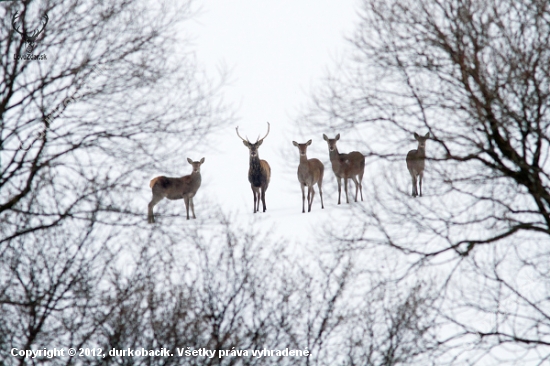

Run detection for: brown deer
[[148, 157, 205, 223], [323, 134, 365, 204], [406, 132, 429, 197], [293, 140, 324, 213], [236, 122, 271, 213]]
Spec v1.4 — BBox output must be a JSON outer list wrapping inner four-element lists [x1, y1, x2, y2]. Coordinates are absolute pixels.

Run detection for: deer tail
[[150, 176, 161, 188]]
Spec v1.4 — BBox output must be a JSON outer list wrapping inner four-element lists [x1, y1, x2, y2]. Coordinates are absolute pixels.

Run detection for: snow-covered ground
[[146, 0, 366, 242]]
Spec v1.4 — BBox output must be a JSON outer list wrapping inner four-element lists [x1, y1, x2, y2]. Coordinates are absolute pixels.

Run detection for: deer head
[[187, 157, 205, 173], [292, 139, 312, 157], [322, 133, 340, 152], [12, 12, 49, 54], [414, 132, 430, 150], [236, 122, 270, 158]]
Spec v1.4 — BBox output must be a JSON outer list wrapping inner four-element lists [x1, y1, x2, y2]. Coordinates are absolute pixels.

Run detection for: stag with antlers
[[236, 122, 271, 213], [12, 12, 49, 54]]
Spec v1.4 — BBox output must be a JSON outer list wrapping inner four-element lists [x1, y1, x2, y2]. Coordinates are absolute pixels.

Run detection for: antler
[[257, 122, 270, 143], [235, 126, 249, 143], [236, 122, 270, 143], [12, 12, 24, 36], [30, 14, 48, 39], [12, 12, 48, 46]]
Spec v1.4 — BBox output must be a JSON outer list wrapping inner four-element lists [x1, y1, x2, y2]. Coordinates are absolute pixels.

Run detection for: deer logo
[[12, 12, 48, 54]]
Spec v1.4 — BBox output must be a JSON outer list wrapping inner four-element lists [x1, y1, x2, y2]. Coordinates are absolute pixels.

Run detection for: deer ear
[[306, 139, 312, 146], [335, 134, 340, 140], [187, 158, 193, 164], [414, 132, 420, 140], [424, 132, 430, 138], [242, 141, 249, 147], [200, 157, 205, 164], [323, 134, 328, 141], [257, 140, 263, 146], [292, 141, 298, 146]]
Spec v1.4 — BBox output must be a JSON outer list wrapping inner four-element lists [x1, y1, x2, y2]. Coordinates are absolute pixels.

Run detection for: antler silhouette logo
[[12, 12, 48, 54]]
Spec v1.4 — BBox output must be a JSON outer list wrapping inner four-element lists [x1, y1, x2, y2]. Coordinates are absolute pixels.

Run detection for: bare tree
[[0, 0, 229, 240], [0, 0, 229, 363], [1, 1, 442, 365], [96, 219, 440, 366], [0, 219, 121, 366], [301, 0, 550, 363]]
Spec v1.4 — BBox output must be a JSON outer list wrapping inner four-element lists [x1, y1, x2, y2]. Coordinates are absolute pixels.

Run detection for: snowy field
[[144, 0, 366, 241]]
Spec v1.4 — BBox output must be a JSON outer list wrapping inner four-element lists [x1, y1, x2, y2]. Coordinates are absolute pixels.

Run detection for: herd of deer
[[147, 122, 429, 223]]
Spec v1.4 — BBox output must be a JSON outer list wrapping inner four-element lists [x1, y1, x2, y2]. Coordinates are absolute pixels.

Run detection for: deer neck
[[416, 145, 426, 158], [299, 154, 308, 164], [186, 171, 201, 183], [249, 155, 264, 175], [191, 171, 202, 191], [249, 154, 265, 187], [249, 154, 261, 167], [328, 147, 340, 161]]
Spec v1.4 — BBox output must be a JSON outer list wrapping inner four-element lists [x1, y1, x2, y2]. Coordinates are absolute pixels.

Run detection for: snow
[[171, 0, 363, 241]]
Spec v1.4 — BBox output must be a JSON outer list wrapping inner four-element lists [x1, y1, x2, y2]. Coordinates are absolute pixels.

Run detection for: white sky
[[188, 0, 357, 124], [182, 0, 363, 238]]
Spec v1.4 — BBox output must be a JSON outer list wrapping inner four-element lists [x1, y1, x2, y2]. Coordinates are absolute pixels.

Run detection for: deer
[[406, 132, 429, 197], [148, 157, 205, 223], [12, 12, 49, 54], [236, 122, 271, 213], [323, 134, 365, 204], [293, 140, 324, 213]]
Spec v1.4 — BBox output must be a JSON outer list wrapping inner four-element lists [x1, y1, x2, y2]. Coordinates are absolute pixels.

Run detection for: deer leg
[[261, 185, 267, 212], [359, 172, 364, 201], [337, 177, 342, 205], [252, 186, 258, 213], [184, 197, 190, 220], [301, 183, 306, 213], [410, 171, 417, 197], [308, 186, 315, 212], [344, 178, 350, 203], [148, 194, 163, 223], [351, 176, 359, 202], [190, 197, 196, 219], [318, 181, 324, 209], [419, 171, 423, 197]]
